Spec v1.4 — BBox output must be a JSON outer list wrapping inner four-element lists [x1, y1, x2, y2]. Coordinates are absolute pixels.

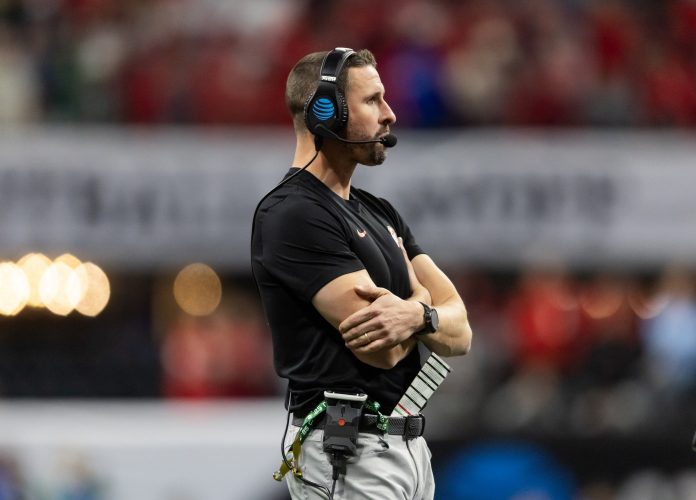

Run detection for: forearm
[[351, 337, 417, 370], [350, 287, 423, 367], [416, 298, 472, 357], [336, 251, 473, 365], [407, 283, 431, 306]]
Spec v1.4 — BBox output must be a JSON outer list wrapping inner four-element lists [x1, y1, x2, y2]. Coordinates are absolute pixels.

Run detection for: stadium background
[[2, 0, 696, 498]]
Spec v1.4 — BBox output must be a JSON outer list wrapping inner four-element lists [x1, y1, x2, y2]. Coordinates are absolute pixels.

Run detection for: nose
[[381, 100, 396, 126]]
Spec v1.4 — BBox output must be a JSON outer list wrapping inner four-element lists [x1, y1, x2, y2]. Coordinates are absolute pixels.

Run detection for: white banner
[[0, 400, 285, 500], [1, 127, 695, 269]]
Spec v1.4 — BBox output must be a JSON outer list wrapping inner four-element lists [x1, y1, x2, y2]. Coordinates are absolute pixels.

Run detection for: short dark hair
[[285, 49, 377, 131]]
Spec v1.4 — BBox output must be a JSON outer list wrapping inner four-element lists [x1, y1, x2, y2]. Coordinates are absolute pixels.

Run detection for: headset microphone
[[334, 133, 398, 148], [380, 134, 398, 148], [314, 124, 398, 148]]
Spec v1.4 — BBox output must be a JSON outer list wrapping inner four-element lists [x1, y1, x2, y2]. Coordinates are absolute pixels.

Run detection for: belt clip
[[404, 414, 425, 440]]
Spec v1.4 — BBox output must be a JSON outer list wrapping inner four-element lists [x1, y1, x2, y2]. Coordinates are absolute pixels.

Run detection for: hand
[[340, 284, 423, 353]]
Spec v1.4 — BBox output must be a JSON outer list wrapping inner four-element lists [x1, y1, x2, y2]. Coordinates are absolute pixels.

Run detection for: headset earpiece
[[304, 48, 355, 140]]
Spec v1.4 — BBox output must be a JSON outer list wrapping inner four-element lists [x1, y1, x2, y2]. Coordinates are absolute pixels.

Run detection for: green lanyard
[[364, 400, 389, 433], [272, 399, 388, 481]]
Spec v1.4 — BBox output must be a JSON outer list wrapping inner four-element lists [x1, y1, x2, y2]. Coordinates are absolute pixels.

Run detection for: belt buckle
[[403, 415, 425, 440]]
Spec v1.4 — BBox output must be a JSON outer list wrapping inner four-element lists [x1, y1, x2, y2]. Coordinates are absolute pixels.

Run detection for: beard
[[340, 125, 388, 166]]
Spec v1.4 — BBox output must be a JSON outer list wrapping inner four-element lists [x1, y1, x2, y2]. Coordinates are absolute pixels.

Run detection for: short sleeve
[[260, 198, 365, 302], [378, 198, 425, 260]]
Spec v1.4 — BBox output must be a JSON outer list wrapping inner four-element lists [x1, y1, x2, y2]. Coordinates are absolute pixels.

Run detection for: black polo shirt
[[251, 168, 424, 415]]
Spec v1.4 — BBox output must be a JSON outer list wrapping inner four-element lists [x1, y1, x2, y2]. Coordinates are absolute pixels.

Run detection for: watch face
[[430, 308, 439, 332]]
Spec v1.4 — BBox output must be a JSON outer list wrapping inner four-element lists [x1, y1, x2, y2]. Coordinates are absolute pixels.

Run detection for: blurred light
[[173, 263, 222, 316], [579, 286, 624, 319], [17, 253, 51, 307], [55, 253, 83, 269], [13, 253, 110, 317], [39, 262, 79, 316], [0, 262, 31, 315], [628, 290, 668, 320], [550, 288, 578, 311], [74, 263, 111, 317]]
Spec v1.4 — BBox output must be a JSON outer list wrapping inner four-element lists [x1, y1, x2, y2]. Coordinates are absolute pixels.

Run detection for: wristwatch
[[415, 302, 439, 335]]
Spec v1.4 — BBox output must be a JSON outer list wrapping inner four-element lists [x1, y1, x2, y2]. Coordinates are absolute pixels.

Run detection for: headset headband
[[304, 47, 356, 141], [320, 47, 355, 83]]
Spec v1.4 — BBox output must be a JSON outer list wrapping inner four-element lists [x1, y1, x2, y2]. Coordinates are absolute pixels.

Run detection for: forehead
[[345, 65, 383, 96]]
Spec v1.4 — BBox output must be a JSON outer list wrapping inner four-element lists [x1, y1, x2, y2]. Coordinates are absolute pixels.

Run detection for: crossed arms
[[312, 239, 472, 370]]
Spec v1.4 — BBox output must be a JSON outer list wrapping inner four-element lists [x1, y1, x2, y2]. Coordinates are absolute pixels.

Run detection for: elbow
[[458, 336, 472, 356], [373, 352, 400, 370], [456, 324, 473, 355], [364, 358, 398, 370], [444, 341, 470, 357], [441, 324, 473, 357], [448, 305, 473, 356], [354, 351, 400, 370]]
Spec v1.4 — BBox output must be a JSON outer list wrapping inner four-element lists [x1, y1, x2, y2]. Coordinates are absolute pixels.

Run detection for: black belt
[[292, 413, 425, 440]]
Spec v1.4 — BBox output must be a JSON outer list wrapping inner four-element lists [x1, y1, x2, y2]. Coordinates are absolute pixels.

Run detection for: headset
[[304, 47, 355, 140], [302, 47, 397, 151]]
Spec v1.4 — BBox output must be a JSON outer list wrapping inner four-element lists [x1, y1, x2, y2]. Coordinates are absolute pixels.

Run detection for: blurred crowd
[[2, 0, 696, 127], [155, 265, 696, 443], [425, 264, 696, 499], [6, 263, 693, 437], [448, 265, 696, 439], [2, 266, 696, 498], [152, 259, 696, 496], [0, 451, 104, 500]]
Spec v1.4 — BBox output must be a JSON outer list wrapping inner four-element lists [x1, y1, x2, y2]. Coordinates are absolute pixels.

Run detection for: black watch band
[[415, 302, 438, 336]]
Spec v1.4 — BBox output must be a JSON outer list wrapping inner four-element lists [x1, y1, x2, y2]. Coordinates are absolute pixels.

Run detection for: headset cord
[[405, 439, 420, 497], [280, 403, 334, 500], [329, 452, 345, 498], [250, 147, 320, 300], [256, 149, 328, 498], [251, 147, 320, 240]]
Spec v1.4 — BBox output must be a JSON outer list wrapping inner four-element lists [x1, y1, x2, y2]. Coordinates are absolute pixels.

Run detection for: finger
[[354, 338, 387, 354], [347, 331, 374, 349], [339, 309, 376, 334], [343, 323, 381, 344]]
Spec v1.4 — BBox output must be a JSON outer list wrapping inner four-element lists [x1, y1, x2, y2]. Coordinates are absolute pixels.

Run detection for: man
[[251, 48, 472, 499]]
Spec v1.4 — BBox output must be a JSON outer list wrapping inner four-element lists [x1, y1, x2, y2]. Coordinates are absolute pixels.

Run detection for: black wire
[[250, 146, 320, 301], [405, 438, 420, 495], [274, 148, 320, 193], [330, 457, 341, 497], [250, 147, 321, 331], [280, 405, 294, 477], [255, 150, 332, 498], [251, 147, 320, 243], [280, 394, 334, 500]]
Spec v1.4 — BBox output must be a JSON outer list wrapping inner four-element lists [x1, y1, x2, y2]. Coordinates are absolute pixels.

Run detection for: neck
[[292, 133, 356, 199]]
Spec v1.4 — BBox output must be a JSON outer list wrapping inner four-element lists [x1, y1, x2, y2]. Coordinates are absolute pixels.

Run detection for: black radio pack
[[322, 391, 367, 458]]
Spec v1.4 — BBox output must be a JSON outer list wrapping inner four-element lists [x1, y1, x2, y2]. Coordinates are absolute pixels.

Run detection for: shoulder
[[256, 183, 347, 240], [259, 184, 314, 212], [257, 181, 326, 221], [352, 187, 400, 219], [352, 186, 391, 209]]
